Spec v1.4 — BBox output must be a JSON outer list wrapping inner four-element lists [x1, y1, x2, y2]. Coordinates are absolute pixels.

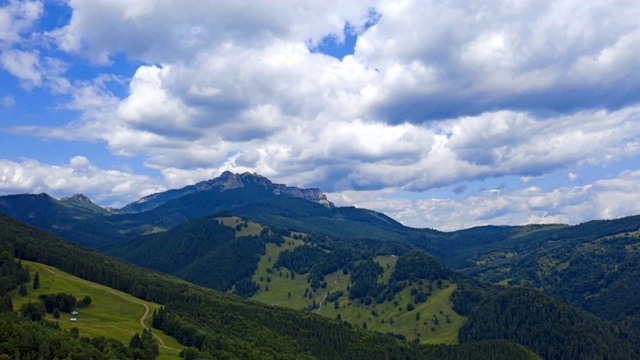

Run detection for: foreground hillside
[[0, 255, 167, 358], [0, 213, 537, 359], [11, 261, 183, 359]]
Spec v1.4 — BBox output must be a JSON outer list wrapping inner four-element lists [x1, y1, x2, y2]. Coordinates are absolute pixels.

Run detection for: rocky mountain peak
[[118, 171, 335, 214], [197, 171, 334, 208], [60, 194, 93, 203]]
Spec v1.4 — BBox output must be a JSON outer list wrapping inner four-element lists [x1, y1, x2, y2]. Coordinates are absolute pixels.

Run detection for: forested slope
[[0, 213, 537, 359]]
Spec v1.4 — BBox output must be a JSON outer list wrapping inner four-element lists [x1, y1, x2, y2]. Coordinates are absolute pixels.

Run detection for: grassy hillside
[[11, 261, 183, 359], [252, 252, 466, 344], [1, 213, 539, 359]]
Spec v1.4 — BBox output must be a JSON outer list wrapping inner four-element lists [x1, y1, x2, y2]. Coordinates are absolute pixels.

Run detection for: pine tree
[[0, 295, 12, 312], [129, 333, 142, 349], [33, 272, 40, 290]]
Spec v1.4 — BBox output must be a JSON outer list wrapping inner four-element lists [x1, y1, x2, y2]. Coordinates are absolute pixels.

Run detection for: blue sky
[[2, 0, 640, 230]]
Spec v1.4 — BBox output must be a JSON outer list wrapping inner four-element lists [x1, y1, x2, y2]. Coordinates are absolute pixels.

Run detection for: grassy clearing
[[251, 253, 465, 344], [375, 255, 398, 284], [217, 216, 263, 237], [319, 281, 465, 344], [604, 228, 640, 240], [625, 243, 640, 252], [13, 261, 183, 360], [251, 237, 309, 308]]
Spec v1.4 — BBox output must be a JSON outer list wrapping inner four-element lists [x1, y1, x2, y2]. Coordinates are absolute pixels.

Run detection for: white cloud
[[0, 49, 42, 86], [5, 0, 640, 229], [356, 0, 640, 121], [0, 0, 42, 47], [0, 1, 45, 87], [0, 156, 164, 207], [51, 0, 374, 64], [33, 1, 640, 190], [0, 1, 73, 91], [332, 170, 640, 231]]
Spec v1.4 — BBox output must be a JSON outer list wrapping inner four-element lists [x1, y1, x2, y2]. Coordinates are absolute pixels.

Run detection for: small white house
[[70, 318, 77, 322], [71, 311, 79, 315]]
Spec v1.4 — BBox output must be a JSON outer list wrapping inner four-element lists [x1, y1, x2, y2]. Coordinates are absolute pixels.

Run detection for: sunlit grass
[[13, 261, 183, 359], [250, 253, 466, 344]]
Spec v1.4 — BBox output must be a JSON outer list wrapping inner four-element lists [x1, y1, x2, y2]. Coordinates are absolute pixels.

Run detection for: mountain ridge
[[116, 171, 334, 214]]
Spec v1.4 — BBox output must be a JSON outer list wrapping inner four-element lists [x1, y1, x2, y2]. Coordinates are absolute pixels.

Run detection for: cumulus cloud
[[0, 49, 42, 86], [0, 1, 45, 88], [332, 169, 640, 231], [4, 0, 640, 229], [358, 0, 640, 121], [0, 156, 164, 207], [0, 0, 42, 46], [0, 0, 73, 91], [51, 0, 374, 64]]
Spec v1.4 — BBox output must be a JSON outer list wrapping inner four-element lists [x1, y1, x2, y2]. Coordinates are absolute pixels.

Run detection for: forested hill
[[438, 215, 640, 332], [0, 213, 538, 359], [103, 212, 640, 359]]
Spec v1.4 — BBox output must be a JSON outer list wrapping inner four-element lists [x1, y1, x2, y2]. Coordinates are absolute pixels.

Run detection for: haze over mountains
[[2, 171, 640, 359]]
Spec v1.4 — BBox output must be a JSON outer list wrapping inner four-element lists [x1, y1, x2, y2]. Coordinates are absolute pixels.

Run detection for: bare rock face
[[119, 171, 335, 213], [273, 184, 334, 208], [60, 194, 93, 203], [204, 171, 335, 208]]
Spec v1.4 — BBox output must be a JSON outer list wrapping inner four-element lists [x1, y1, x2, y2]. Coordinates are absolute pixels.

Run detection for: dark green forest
[[0, 213, 539, 359]]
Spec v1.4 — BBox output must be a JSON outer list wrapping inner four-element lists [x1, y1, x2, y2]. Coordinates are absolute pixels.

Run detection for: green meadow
[[252, 252, 467, 344], [218, 216, 263, 237], [13, 261, 184, 360]]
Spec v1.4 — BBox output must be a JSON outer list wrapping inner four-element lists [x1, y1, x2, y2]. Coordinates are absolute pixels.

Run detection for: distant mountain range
[[2, 171, 640, 358]]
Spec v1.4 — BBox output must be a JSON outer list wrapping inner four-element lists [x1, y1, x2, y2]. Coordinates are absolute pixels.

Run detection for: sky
[[2, 0, 640, 231]]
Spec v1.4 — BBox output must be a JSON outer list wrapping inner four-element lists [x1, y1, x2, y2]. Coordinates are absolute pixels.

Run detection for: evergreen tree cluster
[[274, 232, 409, 292], [348, 260, 384, 301], [150, 300, 537, 360], [391, 250, 454, 282], [38, 293, 77, 313], [459, 287, 640, 359], [0, 241, 146, 359], [128, 329, 159, 360], [0, 249, 29, 296]]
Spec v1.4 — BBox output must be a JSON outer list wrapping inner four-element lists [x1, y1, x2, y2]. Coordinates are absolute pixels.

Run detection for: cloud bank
[[2, 0, 640, 230]]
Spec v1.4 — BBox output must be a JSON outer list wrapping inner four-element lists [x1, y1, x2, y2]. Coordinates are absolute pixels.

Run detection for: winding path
[[40, 264, 172, 349], [315, 278, 341, 314]]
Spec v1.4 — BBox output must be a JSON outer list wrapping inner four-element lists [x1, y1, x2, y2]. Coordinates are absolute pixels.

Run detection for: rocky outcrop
[[60, 194, 93, 204], [201, 171, 335, 208], [118, 171, 334, 213]]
